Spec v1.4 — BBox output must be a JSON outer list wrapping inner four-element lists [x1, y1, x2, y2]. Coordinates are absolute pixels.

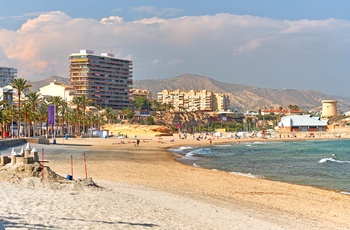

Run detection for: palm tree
[[104, 107, 114, 124], [79, 95, 93, 134], [2, 104, 17, 137], [72, 95, 92, 134], [36, 104, 48, 136], [72, 97, 82, 134], [10, 78, 32, 137], [26, 92, 43, 136], [60, 101, 68, 135], [21, 102, 32, 137]]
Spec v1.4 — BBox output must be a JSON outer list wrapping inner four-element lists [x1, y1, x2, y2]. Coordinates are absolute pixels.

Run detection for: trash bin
[[53, 139, 56, 144], [65, 134, 68, 140]]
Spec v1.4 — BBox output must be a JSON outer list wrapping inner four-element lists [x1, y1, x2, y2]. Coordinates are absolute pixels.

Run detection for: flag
[[48, 105, 55, 125]]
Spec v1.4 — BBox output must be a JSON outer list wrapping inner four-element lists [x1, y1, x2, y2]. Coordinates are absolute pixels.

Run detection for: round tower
[[321, 100, 338, 117]]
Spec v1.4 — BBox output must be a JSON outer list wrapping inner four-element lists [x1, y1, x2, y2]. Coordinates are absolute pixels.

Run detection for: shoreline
[[1, 135, 350, 229], [167, 136, 350, 193]]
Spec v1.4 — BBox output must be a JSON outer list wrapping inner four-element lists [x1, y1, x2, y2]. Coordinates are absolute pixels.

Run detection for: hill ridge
[[29, 73, 350, 111]]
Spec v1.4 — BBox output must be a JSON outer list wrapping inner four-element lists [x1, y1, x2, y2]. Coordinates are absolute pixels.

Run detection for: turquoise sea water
[[168, 139, 350, 192]]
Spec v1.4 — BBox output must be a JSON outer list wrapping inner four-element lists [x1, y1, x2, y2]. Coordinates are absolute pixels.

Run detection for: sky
[[1, 0, 350, 97]]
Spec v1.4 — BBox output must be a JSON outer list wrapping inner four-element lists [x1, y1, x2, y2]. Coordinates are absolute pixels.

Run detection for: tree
[[10, 78, 32, 137], [134, 96, 151, 110], [21, 102, 32, 137], [151, 100, 162, 111], [146, 116, 155, 125], [288, 104, 300, 110], [36, 104, 48, 136], [60, 100, 68, 135], [103, 107, 115, 124], [72, 95, 93, 134], [26, 92, 43, 136]]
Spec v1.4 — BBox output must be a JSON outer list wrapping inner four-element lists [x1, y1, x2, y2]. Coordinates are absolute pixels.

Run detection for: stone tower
[[321, 100, 338, 117]]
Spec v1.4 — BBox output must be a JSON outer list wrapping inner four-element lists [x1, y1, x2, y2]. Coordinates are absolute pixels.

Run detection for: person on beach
[[136, 139, 140, 147]]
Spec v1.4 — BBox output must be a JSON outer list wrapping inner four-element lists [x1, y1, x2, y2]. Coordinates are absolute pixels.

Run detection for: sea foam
[[319, 158, 350, 164]]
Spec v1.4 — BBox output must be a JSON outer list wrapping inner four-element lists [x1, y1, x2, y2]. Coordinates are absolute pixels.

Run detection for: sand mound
[[0, 163, 101, 191], [0, 162, 64, 182]]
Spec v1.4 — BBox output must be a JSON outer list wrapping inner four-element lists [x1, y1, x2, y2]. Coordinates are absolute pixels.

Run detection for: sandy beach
[[1, 134, 350, 229]]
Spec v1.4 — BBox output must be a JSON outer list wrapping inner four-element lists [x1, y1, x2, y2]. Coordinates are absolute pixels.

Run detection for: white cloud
[[134, 17, 166, 25], [100, 16, 123, 25], [1, 11, 350, 96], [19, 11, 71, 32]]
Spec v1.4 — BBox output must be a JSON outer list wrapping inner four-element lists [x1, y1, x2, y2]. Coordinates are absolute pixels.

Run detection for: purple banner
[[48, 105, 55, 125]]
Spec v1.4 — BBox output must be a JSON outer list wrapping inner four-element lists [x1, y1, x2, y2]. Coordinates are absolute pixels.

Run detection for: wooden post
[[84, 153, 88, 179], [71, 155, 73, 180], [41, 148, 44, 180]]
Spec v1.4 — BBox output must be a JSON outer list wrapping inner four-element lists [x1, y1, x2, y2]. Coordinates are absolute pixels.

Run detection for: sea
[[168, 139, 350, 193]]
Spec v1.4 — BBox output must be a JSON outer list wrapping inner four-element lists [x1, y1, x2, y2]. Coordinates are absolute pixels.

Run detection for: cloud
[[19, 11, 71, 32], [100, 16, 123, 25], [0, 11, 350, 96]]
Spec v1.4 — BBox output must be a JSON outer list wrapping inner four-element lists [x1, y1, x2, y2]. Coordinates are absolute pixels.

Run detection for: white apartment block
[[39, 80, 76, 102], [157, 89, 230, 112]]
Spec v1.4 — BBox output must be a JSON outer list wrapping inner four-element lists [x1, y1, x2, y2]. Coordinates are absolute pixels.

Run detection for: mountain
[[29, 76, 70, 92], [29, 73, 350, 112], [133, 73, 350, 112]]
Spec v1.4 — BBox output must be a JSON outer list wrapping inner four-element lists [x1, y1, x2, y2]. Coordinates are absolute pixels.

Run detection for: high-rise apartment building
[[157, 89, 230, 112], [69, 50, 133, 110], [0, 67, 17, 87]]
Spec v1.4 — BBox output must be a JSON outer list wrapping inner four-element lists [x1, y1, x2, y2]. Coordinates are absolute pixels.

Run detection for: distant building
[[157, 89, 230, 112], [321, 100, 338, 118], [130, 89, 153, 101], [261, 108, 304, 116], [277, 115, 327, 132], [69, 50, 133, 110], [0, 67, 17, 87], [215, 93, 230, 112], [0, 85, 14, 105], [39, 80, 76, 102]]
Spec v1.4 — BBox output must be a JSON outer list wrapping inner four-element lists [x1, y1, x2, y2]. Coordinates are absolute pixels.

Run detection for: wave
[[185, 152, 196, 159], [228, 171, 263, 178], [179, 146, 193, 150], [319, 158, 350, 164], [167, 146, 192, 153]]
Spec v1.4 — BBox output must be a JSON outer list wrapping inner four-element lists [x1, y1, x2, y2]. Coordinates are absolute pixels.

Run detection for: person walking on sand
[[136, 139, 140, 147]]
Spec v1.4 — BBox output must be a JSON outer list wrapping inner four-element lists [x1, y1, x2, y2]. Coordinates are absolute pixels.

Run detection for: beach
[[1, 135, 350, 229]]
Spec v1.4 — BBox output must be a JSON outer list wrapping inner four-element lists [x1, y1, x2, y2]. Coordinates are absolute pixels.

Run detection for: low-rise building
[[39, 80, 76, 102], [277, 115, 327, 132]]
